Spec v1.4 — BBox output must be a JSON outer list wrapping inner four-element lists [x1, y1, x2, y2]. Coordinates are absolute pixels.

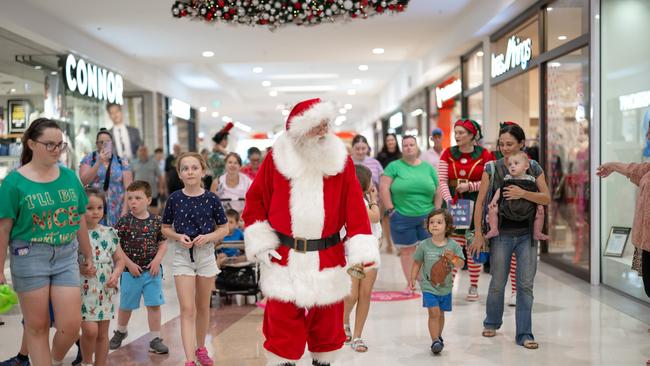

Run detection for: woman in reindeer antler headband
[[438, 119, 495, 302]]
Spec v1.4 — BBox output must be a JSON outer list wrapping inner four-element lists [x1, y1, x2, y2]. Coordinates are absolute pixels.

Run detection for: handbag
[[449, 199, 474, 229]]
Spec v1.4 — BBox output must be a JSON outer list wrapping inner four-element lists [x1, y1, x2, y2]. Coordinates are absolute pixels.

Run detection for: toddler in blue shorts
[[409, 209, 464, 355]]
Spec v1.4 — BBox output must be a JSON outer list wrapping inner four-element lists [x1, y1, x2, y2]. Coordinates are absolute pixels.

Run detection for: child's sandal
[[482, 329, 496, 337], [351, 338, 368, 353], [344, 325, 352, 344]]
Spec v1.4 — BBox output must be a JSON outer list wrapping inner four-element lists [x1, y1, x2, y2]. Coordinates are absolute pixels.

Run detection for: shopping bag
[[449, 199, 475, 230]]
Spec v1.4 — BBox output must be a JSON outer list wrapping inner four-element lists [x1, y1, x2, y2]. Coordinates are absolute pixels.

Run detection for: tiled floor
[[2, 250, 650, 365]]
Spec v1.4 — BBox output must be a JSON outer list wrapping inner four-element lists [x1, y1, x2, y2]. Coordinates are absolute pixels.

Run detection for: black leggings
[[643, 250, 650, 297]]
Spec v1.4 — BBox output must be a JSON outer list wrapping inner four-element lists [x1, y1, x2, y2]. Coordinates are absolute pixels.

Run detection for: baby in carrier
[[484, 150, 549, 240]]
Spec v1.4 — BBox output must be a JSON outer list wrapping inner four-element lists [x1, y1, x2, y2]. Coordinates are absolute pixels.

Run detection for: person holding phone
[[79, 129, 133, 226]]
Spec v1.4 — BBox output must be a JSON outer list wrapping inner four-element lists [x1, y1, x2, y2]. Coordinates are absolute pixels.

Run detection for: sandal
[[482, 329, 496, 337], [351, 338, 368, 353], [344, 325, 352, 344], [523, 340, 539, 349]]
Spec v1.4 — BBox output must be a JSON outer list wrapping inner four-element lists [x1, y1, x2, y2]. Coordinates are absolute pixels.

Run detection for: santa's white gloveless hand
[[255, 249, 282, 266]]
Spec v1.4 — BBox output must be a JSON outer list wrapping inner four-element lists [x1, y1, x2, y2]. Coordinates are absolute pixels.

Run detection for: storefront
[[429, 69, 462, 150], [487, 0, 591, 280], [461, 44, 485, 144], [600, 0, 650, 303], [164, 96, 198, 153], [401, 90, 428, 147]]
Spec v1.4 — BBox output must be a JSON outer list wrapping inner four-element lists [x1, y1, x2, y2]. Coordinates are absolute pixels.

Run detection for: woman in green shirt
[[380, 135, 441, 293], [0, 119, 95, 366]]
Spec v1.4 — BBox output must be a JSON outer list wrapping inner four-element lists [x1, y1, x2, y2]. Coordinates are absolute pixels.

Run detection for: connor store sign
[[64, 54, 124, 105], [491, 35, 533, 78]]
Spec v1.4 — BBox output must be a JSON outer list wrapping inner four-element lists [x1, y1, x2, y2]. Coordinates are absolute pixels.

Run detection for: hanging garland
[[171, 0, 410, 29]]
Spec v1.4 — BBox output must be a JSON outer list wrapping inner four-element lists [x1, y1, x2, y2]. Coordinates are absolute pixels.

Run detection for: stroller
[[213, 241, 261, 307]]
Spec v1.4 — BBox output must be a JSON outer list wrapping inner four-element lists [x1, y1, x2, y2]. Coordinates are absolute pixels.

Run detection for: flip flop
[[482, 329, 496, 337], [344, 325, 352, 344], [523, 340, 539, 349], [351, 338, 368, 353]]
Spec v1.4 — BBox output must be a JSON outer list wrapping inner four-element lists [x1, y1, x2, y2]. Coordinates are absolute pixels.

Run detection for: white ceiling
[[8, 0, 533, 134]]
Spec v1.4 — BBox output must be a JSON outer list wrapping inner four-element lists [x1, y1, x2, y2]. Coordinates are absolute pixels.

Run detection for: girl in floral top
[[80, 188, 125, 366]]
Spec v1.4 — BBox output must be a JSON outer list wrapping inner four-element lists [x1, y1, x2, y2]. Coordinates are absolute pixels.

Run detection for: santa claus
[[242, 98, 380, 366]]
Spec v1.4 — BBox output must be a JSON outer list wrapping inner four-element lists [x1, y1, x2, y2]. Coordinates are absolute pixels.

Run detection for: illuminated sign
[[435, 79, 461, 109], [619, 90, 650, 111], [64, 54, 123, 104], [491, 36, 532, 78]]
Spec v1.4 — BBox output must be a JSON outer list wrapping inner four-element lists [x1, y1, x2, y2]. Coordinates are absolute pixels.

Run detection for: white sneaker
[[508, 292, 517, 307], [466, 286, 479, 301]]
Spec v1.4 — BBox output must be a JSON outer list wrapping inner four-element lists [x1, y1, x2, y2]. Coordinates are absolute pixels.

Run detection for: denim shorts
[[119, 268, 165, 310], [172, 241, 220, 278], [389, 211, 431, 246], [9, 239, 80, 293], [422, 292, 452, 311]]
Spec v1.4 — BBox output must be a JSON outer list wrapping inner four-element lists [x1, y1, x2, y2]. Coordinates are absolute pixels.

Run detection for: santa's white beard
[[295, 133, 335, 162]]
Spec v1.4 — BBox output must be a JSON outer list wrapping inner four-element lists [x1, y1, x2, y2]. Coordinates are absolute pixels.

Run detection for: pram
[[212, 241, 261, 307]]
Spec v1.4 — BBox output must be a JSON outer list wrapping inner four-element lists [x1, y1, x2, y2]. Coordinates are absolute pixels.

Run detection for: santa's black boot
[[312, 360, 330, 366]]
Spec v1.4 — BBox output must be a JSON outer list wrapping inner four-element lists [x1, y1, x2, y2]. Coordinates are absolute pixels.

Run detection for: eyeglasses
[[34, 140, 68, 152], [309, 121, 330, 134]]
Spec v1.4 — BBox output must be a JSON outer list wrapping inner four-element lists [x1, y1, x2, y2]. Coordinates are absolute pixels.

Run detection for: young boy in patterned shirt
[[109, 181, 169, 354]]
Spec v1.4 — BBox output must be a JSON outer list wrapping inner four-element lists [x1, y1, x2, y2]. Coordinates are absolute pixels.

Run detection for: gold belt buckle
[[293, 237, 309, 253], [457, 179, 469, 186]]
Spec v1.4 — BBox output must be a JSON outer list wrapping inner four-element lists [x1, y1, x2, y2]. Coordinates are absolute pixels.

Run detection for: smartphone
[[103, 140, 112, 155]]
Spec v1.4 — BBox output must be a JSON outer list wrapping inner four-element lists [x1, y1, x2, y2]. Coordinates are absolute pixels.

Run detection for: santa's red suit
[[242, 98, 380, 366]]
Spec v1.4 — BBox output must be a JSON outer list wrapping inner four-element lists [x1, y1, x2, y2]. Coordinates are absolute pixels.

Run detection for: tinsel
[[171, 0, 410, 29]]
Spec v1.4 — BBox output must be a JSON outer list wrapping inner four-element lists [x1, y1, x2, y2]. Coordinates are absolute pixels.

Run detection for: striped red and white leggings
[[450, 233, 517, 293]]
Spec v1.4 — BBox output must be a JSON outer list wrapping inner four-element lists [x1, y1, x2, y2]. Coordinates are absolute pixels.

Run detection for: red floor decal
[[371, 291, 421, 302]]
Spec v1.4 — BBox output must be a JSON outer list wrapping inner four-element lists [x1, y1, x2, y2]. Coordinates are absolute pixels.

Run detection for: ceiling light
[[270, 73, 339, 80], [281, 109, 290, 116], [558, 35, 567, 40], [335, 115, 346, 126], [358, 64, 369, 71], [253, 67, 263, 73], [275, 104, 285, 110], [549, 62, 562, 68], [274, 85, 337, 92], [34, 65, 42, 70], [202, 51, 215, 58], [234, 121, 252, 133], [595, 14, 600, 19], [372, 48, 384, 55], [262, 80, 271, 87], [547, 7, 553, 11], [269, 90, 278, 97], [347, 89, 356, 95], [410, 108, 424, 117], [344, 104, 352, 110], [339, 108, 347, 114], [199, 106, 207, 112], [352, 79, 361, 85], [476, 51, 484, 57], [50, 71, 58, 75], [10, 88, 16, 93], [211, 111, 220, 118], [222, 116, 232, 122]]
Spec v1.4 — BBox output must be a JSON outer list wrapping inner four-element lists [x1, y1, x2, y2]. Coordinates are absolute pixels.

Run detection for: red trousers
[[263, 299, 345, 361]]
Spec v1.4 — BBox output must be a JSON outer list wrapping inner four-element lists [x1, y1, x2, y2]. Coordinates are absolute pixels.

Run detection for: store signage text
[[64, 54, 123, 105], [491, 36, 533, 78], [619, 90, 650, 112], [435, 79, 461, 109]]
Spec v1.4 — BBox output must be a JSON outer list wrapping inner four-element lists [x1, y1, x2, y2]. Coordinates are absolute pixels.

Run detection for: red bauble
[[361, 0, 368, 6], [397, 4, 404, 11], [294, 2, 301, 10], [181, 9, 188, 16], [351, 13, 357, 18], [217, 0, 225, 7], [224, 13, 231, 19], [376, 6, 384, 13], [388, 4, 395, 10], [229, 8, 236, 14]]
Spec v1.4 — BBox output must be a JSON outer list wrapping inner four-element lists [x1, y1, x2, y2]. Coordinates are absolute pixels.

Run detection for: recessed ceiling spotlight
[[358, 64, 369, 71], [547, 7, 553, 11], [344, 104, 352, 110], [50, 71, 58, 75], [281, 109, 290, 116], [34, 65, 42, 70], [352, 79, 361, 85], [339, 108, 347, 114], [211, 111, 220, 118], [202, 51, 215, 58], [476, 51, 484, 57], [269, 90, 278, 97], [549, 62, 562, 68], [199, 107, 207, 112], [253, 67, 263, 73], [347, 89, 356, 95], [558, 35, 567, 40], [262, 80, 271, 87], [372, 48, 385, 55], [222, 116, 231, 122], [335, 115, 346, 126], [10, 88, 16, 93]]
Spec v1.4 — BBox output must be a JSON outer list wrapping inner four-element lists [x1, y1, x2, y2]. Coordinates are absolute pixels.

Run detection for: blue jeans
[[483, 233, 537, 345]]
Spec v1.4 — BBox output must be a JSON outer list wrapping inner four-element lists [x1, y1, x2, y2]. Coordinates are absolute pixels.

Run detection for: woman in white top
[[210, 152, 252, 212]]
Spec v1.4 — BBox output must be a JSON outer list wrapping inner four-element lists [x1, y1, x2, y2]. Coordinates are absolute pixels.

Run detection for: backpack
[[497, 179, 538, 223]]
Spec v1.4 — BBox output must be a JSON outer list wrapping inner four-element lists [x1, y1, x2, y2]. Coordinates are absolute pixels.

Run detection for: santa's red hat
[[285, 98, 336, 138]]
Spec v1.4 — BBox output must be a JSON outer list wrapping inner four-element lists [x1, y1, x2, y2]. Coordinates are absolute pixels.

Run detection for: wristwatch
[[384, 207, 395, 216]]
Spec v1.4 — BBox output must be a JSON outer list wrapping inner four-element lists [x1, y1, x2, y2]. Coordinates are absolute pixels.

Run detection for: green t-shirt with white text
[[0, 167, 88, 245]]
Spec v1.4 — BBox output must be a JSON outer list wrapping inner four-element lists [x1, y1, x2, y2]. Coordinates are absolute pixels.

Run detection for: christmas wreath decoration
[[171, 0, 410, 29]]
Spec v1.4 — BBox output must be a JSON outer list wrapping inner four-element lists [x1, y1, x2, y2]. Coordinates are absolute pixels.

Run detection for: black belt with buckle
[[277, 231, 341, 253]]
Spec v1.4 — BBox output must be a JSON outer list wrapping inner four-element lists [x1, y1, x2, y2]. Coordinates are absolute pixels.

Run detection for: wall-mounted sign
[[435, 78, 461, 109], [64, 54, 123, 105], [171, 98, 191, 120], [7, 100, 31, 134], [619, 90, 650, 112], [491, 36, 533, 78]]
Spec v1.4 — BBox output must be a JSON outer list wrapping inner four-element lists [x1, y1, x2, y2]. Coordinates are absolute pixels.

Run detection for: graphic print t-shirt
[[162, 190, 227, 239]]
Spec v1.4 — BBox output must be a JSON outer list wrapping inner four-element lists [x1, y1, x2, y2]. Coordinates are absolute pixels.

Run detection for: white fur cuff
[[346, 234, 380, 266], [311, 349, 343, 364], [244, 221, 280, 261], [265, 349, 298, 366]]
